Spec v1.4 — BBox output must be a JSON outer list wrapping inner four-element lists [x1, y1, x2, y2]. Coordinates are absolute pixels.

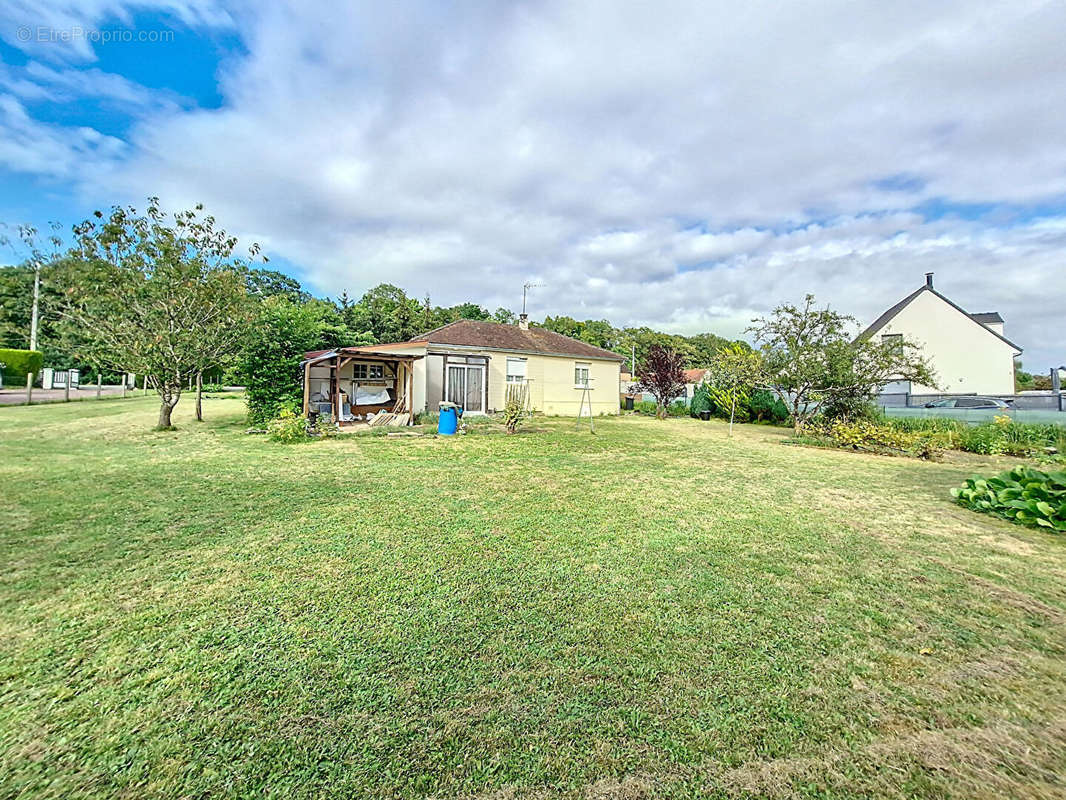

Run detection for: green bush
[[819, 391, 878, 422], [266, 407, 339, 443], [812, 418, 945, 460], [884, 416, 1066, 458], [633, 399, 687, 417], [953, 466, 1066, 531], [238, 297, 351, 425], [956, 417, 1066, 457], [666, 400, 689, 417], [0, 348, 43, 381], [749, 390, 790, 425], [502, 396, 524, 434], [690, 383, 712, 417]]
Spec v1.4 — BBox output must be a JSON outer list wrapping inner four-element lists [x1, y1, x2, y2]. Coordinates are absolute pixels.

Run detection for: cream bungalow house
[[861, 273, 1022, 396], [303, 315, 624, 420]]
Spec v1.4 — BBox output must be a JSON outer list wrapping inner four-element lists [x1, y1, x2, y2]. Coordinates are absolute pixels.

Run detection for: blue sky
[[1, 0, 1065, 368]]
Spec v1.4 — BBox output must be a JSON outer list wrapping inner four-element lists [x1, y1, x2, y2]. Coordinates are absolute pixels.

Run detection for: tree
[[238, 297, 351, 424], [239, 266, 308, 302], [59, 199, 256, 429], [706, 344, 763, 435], [353, 284, 423, 343], [492, 307, 517, 325], [1, 223, 63, 397], [633, 344, 686, 419], [748, 295, 936, 432]]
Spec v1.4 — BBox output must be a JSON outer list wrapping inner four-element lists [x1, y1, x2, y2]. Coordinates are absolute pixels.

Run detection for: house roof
[[406, 319, 626, 361], [683, 368, 708, 383], [859, 285, 1022, 353], [301, 348, 423, 363]]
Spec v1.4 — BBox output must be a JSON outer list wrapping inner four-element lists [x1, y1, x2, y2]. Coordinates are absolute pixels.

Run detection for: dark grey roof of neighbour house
[[859, 285, 1022, 353], [408, 319, 625, 361]]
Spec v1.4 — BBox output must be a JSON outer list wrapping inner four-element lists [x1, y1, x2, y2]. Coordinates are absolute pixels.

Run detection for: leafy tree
[[351, 283, 423, 343], [633, 344, 686, 419], [540, 315, 583, 339], [706, 344, 763, 435], [492, 307, 517, 324], [686, 332, 738, 368], [441, 302, 492, 322], [749, 295, 936, 432], [239, 266, 308, 302], [238, 297, 352, 424], [59, 199, 256, 429]]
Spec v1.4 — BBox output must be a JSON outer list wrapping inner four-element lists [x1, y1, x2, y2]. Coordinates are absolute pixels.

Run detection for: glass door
[[446, 364, 485, 413]]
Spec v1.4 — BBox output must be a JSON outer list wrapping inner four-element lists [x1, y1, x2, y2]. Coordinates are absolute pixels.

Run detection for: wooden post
[[122, 374, 127, 399], [333, 355, 340, 422], [407, 361, 414, 425], [302, 361, 312, 416], [64, 373, 70, 403], [25, 372, 33, 405], [96, 372, 102, 399], [195, 372, 203, 421], [143, 374, 148, 396]]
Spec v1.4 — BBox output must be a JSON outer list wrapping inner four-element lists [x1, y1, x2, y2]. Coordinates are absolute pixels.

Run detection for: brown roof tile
[[409, 320, 625, 361]]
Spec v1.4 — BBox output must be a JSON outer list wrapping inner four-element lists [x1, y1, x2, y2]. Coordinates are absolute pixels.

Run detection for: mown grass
[[2, 397, 1065, 799]]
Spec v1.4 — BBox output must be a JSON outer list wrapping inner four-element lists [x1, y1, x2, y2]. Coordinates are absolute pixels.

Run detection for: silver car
[[924, 397, 1013, 409]]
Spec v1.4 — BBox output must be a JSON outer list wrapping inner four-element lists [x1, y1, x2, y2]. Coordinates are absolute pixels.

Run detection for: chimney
[[925, 272, 934, 288], [518, 313, 529, 331]]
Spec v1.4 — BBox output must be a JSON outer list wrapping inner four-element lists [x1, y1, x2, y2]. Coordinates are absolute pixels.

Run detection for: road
[[0, 385, 135, 405]]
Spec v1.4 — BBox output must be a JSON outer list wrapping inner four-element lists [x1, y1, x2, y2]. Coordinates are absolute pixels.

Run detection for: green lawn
[[2, 397, 1065, 799]]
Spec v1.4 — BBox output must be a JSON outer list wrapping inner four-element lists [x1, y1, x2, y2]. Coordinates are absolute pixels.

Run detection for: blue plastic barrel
[[438, 403, 460, 435]]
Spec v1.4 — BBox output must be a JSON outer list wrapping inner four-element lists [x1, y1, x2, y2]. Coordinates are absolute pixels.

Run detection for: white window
[[881, 333, 903, 355], [354, 363, 384, 380], [506, 357, 527, 383], [574, 362, 591, 387]]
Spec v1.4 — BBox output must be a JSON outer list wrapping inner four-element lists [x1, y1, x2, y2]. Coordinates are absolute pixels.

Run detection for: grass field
[[2, 396, 1065, 799]]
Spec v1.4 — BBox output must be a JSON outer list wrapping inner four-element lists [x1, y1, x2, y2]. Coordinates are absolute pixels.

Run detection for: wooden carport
[[301, 349, 422, 426]]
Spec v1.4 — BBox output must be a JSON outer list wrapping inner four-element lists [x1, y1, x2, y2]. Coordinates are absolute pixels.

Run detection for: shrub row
[[953, 466, 1066, 531], [689, 386, 790, 425], [888, 415, 1066, 458], [810, 418, 945, 460], [0, 348, 44, 381]]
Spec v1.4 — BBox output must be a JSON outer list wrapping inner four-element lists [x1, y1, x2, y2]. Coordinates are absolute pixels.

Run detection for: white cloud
[[4, 0, 1066, 366], [0, 94, 126, 177]]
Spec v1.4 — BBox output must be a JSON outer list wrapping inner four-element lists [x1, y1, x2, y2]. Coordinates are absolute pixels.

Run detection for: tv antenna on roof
[[522, 281, 541, 315]]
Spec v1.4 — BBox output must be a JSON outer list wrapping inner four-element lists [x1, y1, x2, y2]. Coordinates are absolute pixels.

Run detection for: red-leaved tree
[[634, 344, 686, 419]]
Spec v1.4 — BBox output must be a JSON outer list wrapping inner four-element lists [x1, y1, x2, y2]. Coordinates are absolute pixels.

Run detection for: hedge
[[0, 348, 44, 381]]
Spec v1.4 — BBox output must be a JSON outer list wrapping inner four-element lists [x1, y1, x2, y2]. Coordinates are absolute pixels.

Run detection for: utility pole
[[631, 344, 635, 376], [24, 258, 40, 405]]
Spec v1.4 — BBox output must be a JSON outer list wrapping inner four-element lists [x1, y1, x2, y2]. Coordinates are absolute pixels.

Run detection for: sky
[[0, 0, 1063, 370]]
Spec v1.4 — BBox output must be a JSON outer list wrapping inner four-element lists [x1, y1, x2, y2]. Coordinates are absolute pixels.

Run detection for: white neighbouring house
[[860, 273, 1023, 396]]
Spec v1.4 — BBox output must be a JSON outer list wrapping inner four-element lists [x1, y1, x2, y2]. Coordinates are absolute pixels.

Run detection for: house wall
[[877, 290, 1018, 395], [402, 347, 621, 416], [536, 354, 621, 416]]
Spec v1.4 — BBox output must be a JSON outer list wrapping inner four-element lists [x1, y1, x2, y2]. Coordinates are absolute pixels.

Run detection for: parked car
[[924, 397, 1013, 409]]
